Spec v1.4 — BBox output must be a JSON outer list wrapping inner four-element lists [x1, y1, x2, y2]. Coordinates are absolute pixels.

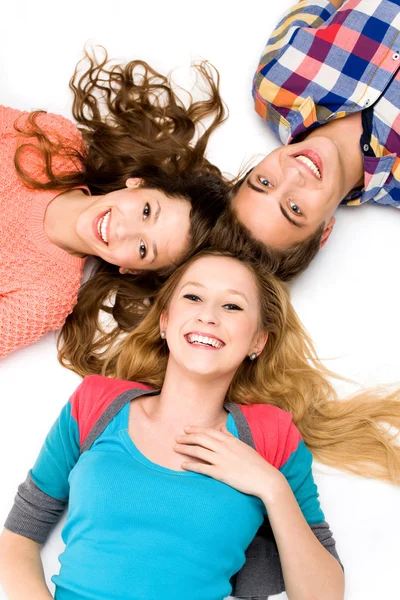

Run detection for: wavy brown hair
[[58, 212, 274, 375], [10, 46, 243, 367], [95, 248, 399, 484]]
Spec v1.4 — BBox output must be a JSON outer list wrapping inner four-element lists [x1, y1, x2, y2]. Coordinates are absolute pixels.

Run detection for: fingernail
[[184, 426, 191, 432]]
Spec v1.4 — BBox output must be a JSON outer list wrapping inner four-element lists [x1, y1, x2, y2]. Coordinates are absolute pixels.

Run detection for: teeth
[[295, 155, 321, 179], [187, 333, 223, 348], [98, 210, 111, 244]]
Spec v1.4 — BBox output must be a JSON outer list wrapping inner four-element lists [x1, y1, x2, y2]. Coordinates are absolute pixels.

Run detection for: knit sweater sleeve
[[3, 381, 86, 543], [3, 105, 85, 178], [0, 106, 25, 135], [0, 290, 69, 357], [0, 105, 86, 358]]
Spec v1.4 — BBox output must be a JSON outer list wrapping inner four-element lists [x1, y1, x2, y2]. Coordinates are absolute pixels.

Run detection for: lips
[[184, 332, 225, 350], [291, 150, 323, 180], [93, 209, 111, 245]]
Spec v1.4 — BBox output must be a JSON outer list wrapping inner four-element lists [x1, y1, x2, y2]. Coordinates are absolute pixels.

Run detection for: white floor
[[1, 1, 399, 598]]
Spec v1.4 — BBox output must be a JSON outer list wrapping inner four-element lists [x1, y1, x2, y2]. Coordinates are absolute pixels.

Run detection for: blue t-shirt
[[50, 403, 265, 600]]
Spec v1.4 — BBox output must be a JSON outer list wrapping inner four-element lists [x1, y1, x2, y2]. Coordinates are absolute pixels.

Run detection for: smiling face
[[76, 178, 191, 272], [160, 255, 268, 381], [231, 136, 352, 249]]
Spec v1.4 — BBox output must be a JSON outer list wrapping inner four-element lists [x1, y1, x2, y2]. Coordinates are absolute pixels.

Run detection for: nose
[[281, 156, 307, 189], [282, 163, 307, 189], [196, 304, 219, 326], [116, 221, 138, 241]]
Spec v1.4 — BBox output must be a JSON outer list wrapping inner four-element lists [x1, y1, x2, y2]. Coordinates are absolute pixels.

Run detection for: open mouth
[[293, 152, 322, 180], [185, 333, 225, 349], [95, 209, 111, 245]]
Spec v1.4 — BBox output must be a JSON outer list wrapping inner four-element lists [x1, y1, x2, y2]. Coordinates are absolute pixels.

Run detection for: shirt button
[[364, 99, 370, 107], [363, 144, 370, 152], [393, 52, 400, 60]]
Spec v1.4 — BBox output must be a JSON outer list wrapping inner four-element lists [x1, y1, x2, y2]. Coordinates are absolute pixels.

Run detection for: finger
[[183, 426, 228, 441], [181, 461, 214, 476], [174, 443, 216, 464], [176, 432, 220, 452]]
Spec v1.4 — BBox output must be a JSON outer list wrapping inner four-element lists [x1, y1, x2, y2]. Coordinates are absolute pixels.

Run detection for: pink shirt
[[0, 106, 87, 357]]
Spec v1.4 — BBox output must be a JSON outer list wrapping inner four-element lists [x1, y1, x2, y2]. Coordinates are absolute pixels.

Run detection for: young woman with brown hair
[[0, 47, 231, 358]]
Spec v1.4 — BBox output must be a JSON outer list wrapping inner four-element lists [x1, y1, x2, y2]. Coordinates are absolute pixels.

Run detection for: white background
[[1, 1, 400, 598]]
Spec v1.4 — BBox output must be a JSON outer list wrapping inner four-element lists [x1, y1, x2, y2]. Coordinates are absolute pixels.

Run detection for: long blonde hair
[[97, 249, 400, 484]]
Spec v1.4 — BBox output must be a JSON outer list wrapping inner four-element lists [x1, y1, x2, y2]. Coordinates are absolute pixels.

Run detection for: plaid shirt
[[253, 0, 400, 207]]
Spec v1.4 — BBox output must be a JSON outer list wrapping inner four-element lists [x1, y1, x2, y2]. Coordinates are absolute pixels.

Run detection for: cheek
[[227, 319, 257, 353]]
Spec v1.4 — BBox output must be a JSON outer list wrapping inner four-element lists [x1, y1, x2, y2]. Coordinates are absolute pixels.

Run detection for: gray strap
[[80, 387, 160, 454], [4, 473, 67, 544], [224, 401, 256, 449]]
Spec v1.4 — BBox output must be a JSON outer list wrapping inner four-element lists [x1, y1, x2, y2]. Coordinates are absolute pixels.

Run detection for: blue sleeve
[[4, 400, 80, 543], [31, 401, 80, 500], [280, 439, 325, 525]]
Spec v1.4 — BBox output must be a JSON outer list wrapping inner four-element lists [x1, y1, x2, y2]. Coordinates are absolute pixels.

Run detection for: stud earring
[[160, 331, 166, 339], [249, 352, 257, 361]]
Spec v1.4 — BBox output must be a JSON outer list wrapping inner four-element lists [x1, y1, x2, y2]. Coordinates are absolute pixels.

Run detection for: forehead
[[176, 256, 259, 298]]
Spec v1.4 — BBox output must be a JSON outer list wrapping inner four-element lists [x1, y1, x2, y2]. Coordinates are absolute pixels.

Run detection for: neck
[[306, 112, 365, 199], [43, 188, 96, 257], [146, 359, 232, 429]]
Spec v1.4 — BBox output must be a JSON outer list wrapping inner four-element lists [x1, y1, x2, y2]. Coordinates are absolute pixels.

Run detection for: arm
[[175, 422, 344, 600], [0, 395, 81, 599], [259, 474, 344, 600], [0, 531, 53, 600], [0, 292, 58, 358]]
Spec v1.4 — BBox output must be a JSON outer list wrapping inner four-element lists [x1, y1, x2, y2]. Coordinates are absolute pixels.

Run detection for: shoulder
[[19, 109, 83, 146], [1, 105, 82, 145], [69, 375, 152, 446], [237, 403, 302, 469]]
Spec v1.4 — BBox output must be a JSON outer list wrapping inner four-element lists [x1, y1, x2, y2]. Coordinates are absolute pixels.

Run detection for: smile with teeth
[[98, 209, 111, 244], [295, 155, 321, 179], [185, 333, 225, 349]]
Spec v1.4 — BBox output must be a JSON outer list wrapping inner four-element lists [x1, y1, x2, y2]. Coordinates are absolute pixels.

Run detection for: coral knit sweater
[[0, 106, 88, 358]]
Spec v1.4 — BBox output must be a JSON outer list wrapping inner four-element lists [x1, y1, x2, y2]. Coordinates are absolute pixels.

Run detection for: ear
[[249, 331, 269, 358], [126, 178, 143, 189], [319, 216, 336, 249], [119, 267, 140, 275], [159, 311, 168, 335]]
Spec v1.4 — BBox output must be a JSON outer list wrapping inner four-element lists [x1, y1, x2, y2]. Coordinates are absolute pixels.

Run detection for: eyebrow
[[154, 200, 161, 223], [246, 177, 305, 229], [150, 242, 158, 264], [180, 281, 249, 303], [149, 201, 161, 263]]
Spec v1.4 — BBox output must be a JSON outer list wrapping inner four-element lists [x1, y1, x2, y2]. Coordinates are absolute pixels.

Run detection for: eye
[[143, 202, 151, 220], [183, 294, 201, 302], [289, 201, 302, 215], [139, 240, 147, 259], [223, 303, 243, 311], [258, 176, 272, 188]]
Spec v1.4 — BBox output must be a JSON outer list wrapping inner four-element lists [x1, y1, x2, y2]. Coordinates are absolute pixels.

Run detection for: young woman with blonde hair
[[1, 248, 399, 600], [0, 47, 231, 358]]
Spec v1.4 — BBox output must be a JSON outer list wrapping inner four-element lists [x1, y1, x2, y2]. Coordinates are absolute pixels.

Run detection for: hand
[[174, 425, 285, 499]]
